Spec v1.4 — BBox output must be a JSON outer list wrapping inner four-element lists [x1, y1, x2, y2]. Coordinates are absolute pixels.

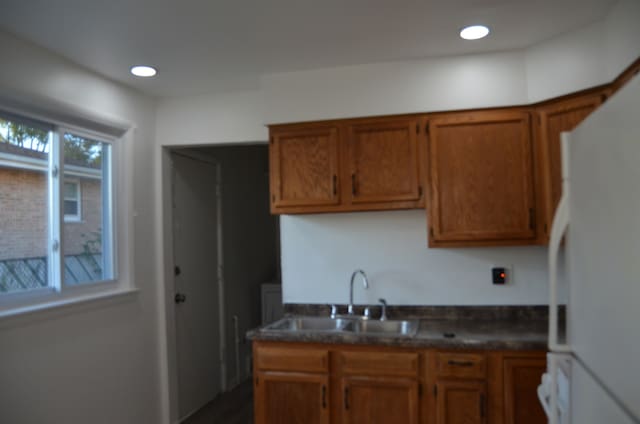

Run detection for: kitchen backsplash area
[[281, 209, 566, 305]]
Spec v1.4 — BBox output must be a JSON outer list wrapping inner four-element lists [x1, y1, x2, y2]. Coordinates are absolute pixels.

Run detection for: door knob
[[174, 293, 187, 304]]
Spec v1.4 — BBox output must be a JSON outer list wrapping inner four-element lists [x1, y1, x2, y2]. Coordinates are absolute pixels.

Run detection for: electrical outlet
[[492, 265, 513, 285]]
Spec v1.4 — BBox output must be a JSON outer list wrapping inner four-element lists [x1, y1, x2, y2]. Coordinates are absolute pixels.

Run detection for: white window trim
[[63, 179, 82, 222], [0, 105, 131, 318]]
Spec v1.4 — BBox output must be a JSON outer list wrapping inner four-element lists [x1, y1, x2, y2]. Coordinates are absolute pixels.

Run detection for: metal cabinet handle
[[529, 207, 536, 230], [480, 394, 485, 419], [351, 174, 357, 196], [322, 385, 327, 409], [174, 293, 186, 304], [344, 387, 349, 410], [447, 360, 474, 367], [332, 175, 337, 196]]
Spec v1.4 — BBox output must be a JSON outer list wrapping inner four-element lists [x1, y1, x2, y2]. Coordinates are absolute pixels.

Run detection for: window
[[64, 180, 81, 221], [0, 111, 116, 296]]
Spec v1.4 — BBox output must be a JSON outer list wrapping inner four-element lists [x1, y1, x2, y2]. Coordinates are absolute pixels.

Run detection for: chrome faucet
[[329, 304, 338, 319], [348, 269, 369, 315], [378, 298, 388, 321]]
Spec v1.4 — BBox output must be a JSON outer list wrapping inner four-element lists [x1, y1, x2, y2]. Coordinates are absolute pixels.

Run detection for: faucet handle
[[378, 298, 388, 321], [329, 304, 338, 319], [363, 306, 371, 320]]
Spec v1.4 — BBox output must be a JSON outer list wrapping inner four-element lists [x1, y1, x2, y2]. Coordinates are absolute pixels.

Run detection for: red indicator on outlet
[[492, 268, 507, 284]]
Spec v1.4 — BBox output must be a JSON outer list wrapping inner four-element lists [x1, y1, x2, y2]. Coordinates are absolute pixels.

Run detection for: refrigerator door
[[538, 353, 572, 424], [566, 75, 640, 420], [572, 359, 637, 424]]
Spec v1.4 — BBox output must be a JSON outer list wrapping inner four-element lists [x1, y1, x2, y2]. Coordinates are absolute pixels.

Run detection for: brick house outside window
[[0, 141, 104, 290]]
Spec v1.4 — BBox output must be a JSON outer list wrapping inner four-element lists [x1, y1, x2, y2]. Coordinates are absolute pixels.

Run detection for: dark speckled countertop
[[246, 305, 560, 351]]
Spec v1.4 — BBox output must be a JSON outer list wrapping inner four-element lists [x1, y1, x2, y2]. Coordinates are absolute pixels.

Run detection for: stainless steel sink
[[266, 317, 353, 332], [264, 316, 419, 336], [353, 319, 419, 336]]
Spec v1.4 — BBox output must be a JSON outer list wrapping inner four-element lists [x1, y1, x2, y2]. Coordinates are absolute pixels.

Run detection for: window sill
[[0, 287, 139, 327]]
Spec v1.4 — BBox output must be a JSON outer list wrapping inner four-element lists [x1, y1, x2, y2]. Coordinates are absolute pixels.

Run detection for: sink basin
[[264, 317, 419, 336], [353, 319, 419, 336], [266, 317, 353, 332]]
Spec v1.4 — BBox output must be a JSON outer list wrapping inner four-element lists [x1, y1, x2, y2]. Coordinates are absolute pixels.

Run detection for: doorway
[[166, 144, 279, 423]]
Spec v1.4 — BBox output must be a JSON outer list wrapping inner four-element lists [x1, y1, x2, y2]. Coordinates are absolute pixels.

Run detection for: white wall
[[156, 90, 267, 146], [0, 30, 161, 424], [526, 0, 640, 102], [602, 0, 640, 81], [281, 210, 556, 305], [260, 50, 528, 123], [525, 20, 607, 103]]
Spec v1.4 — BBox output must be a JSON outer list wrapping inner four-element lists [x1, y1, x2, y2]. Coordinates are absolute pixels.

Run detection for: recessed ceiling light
[[130, 65, 157, 77], [460, 25, 490, 40]]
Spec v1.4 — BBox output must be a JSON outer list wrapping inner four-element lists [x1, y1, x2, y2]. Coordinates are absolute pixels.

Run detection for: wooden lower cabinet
[[435, 380, 486, 424], [341, 376, 419, 424], [253, 342, 546, 424], [254, 371, 329, 424], [487, 351, 547, 424], [503, 356, 547, 424]]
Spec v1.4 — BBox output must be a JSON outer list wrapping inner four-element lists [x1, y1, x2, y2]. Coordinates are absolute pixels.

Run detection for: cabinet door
[[345, 117, 422, 206], [270, 126, 340, 212], [503, 357, 546, 424], [428, 111, 536, 246], [436, 380, 486, 424], [537, 93, 605, 238], [341, 376, 419, 424], [254, 371, 329, 424]]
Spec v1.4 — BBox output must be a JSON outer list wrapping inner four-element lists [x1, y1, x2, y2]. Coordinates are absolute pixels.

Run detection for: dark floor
[[183, 379, 253, 424]]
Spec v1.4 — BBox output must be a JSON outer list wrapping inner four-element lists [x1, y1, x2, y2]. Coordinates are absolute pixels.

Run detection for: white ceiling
[[0, 0, 617, 98]]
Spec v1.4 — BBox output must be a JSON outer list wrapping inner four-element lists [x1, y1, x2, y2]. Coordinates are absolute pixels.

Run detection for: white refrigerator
[[538, 73, 640, 424]]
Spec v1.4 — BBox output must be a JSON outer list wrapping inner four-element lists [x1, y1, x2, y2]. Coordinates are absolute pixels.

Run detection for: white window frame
[[63, 179, 82, 222], [0, 107, 130, 317], [56, 126, 117, 290]]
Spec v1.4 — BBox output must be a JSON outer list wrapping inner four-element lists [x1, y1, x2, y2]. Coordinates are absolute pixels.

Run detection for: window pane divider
[[48, 130, 63, 292]]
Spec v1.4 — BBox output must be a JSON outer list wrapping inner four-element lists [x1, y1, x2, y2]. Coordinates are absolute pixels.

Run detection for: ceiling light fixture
[[459, 25, 490, 40], [130, 65, 157, 77]]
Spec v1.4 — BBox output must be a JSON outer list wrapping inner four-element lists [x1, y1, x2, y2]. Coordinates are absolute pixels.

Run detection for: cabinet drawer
[[339, 351, 419, 377], [436, 352, 487, 379], [256, 346, 329, 373]]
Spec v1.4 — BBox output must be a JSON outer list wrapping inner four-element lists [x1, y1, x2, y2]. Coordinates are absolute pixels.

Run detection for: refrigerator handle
[[537, 385, 552, 417], [548, 133, 572, 353]]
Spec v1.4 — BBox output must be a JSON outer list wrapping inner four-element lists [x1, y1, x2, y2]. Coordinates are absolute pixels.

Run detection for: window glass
[[63, 181, 80, 219], [0, 117, 50, 293], [62, 132, 113, 285]]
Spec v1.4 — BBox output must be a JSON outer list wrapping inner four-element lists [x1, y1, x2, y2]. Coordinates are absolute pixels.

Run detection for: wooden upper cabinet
[[269, 116, 425, 214], [536, 92, 605, 240], [503, 356, 547, 424], [270, 125, 340, 213], [428, 110, 537, 246], [345, 117, 423, 206]]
